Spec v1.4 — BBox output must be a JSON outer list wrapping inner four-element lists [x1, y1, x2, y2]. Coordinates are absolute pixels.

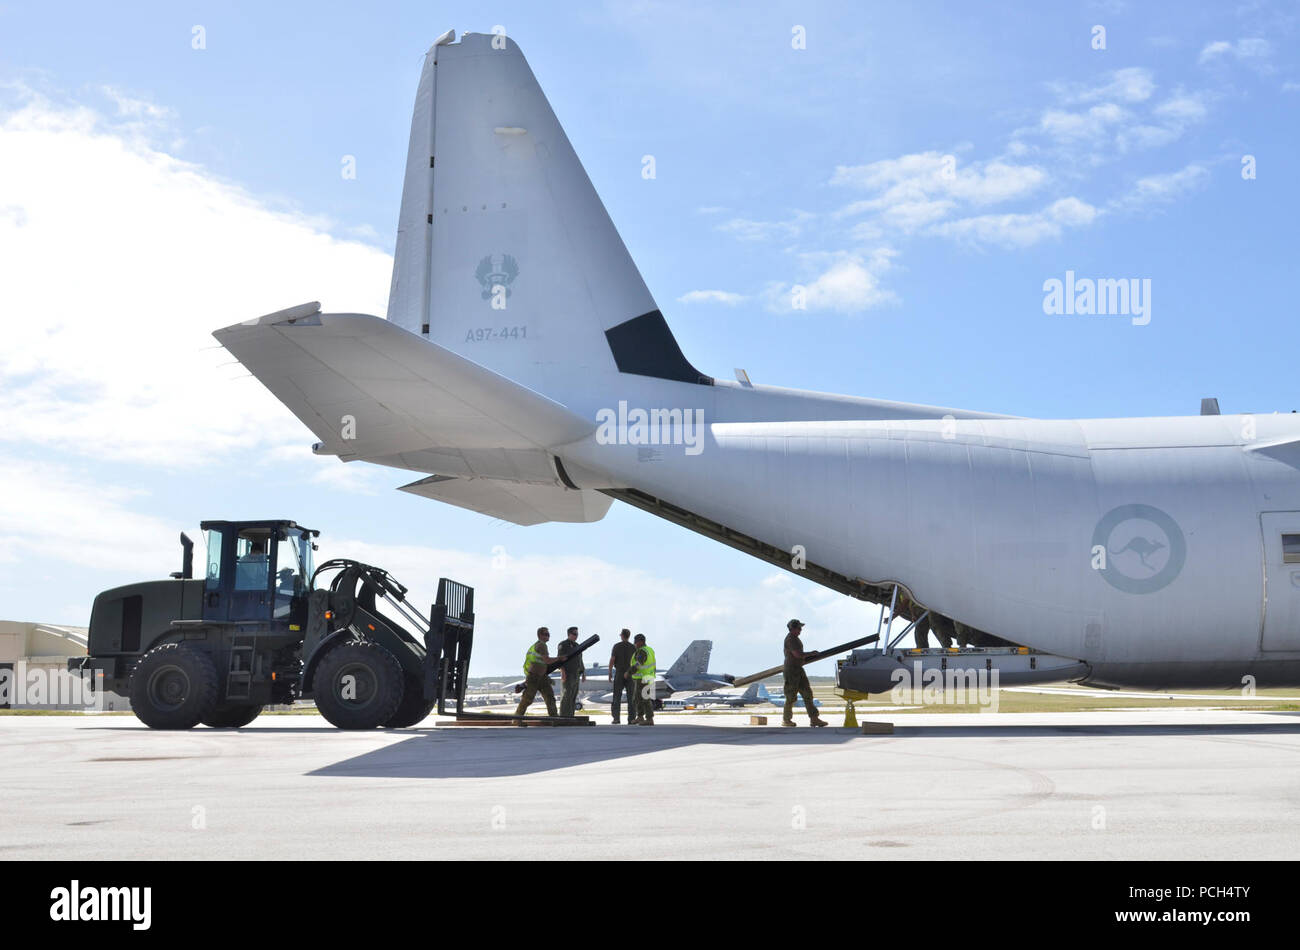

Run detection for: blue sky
[[1, 1, 1297, 673]]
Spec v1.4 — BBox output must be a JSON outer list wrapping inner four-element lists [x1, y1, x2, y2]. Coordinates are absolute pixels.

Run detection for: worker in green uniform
[[557, 626, 585, 718], [608, 628, 636, 724], [782, 619, 828, 727], [629, 633, 656, 726], [513, 626, 558, 719]]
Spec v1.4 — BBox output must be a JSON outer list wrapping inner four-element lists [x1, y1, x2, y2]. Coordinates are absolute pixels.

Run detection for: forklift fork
[[421, 579, 597, 724]]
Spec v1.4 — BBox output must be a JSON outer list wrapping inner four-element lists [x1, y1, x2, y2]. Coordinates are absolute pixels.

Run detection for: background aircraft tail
[[666, 640, 712, 680], [387, 31, 710, 411]]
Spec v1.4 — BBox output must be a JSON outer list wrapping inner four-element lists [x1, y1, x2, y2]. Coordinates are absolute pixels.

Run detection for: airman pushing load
[[557, 625, 585, 717], [513, 626, 558, 720], [782, 619, 828, 728]]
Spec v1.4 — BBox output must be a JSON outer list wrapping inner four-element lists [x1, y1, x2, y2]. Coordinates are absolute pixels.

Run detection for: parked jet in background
[[218, 30, 1300, 691], [581, 640, 735, 704], [663, 682, 771, 709]]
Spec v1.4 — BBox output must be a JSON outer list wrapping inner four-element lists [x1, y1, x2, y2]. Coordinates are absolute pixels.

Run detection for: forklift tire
[[201, 704, 263, 729], [129, 643, 219, 730], [382, 673, 436, 729], [313, 641, 404, 730]]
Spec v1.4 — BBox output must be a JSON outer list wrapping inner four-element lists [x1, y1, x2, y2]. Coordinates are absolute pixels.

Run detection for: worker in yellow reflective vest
[[629, 633, 656, 726], [514, 627, 558, 719]]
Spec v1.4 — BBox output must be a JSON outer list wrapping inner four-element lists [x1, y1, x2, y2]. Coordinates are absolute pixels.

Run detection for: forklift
[[69, 519, 481, 730]]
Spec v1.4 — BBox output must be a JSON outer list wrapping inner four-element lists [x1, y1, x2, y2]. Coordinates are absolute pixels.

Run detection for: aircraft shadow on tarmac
[[306, 725, 863, 779], [302, 719, 1300, 779]]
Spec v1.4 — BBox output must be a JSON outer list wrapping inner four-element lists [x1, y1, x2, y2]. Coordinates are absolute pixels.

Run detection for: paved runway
[[6, 709, 1300, 859]]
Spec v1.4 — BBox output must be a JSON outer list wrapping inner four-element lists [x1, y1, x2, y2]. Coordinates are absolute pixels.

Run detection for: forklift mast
[[425, 578, 475, 715]]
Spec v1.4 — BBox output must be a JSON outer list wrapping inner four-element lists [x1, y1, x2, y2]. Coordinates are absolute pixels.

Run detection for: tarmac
[[6, 707, 1300, 859]]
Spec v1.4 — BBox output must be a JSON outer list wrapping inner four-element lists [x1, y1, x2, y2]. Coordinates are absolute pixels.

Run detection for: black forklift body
[[72, 517, 595, 730], [75, 521, 317, 695]]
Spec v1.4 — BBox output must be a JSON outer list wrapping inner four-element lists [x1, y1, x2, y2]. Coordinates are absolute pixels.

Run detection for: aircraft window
[[1284, 534, 1300, 564]]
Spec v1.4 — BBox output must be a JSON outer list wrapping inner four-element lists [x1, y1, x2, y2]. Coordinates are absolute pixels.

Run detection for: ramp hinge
[[429, 156, 435, 168], [427, 214, 432, 223]]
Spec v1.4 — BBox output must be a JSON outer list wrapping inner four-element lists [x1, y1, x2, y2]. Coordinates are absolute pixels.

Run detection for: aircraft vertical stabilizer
[[666, 640, 713, 679], [385, 32, 710, 405]]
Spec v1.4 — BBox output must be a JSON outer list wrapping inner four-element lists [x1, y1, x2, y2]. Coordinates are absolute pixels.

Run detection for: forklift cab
[[200, 520, 318, 625]]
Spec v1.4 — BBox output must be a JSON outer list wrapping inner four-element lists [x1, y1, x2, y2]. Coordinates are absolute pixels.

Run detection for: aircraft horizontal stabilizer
[[214, 303, 595, 461], [398, 474, 612, 526]]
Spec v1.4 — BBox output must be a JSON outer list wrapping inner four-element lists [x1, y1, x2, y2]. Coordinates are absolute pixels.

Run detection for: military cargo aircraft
[[217, 31, 1300, 692]]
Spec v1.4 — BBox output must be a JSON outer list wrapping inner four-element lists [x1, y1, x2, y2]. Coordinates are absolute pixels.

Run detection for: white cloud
[[310, 462, 387, 495], [0, 463, 179, 573], [763, 249, 898, 314], [1038, 102, 1131, 143], [706, 56, 1225, 315], [1067, 67, 1156, 105], [1110, 163, 1210, 212], [1154, 92, 1208, 123], [928, 197, 1099, 249], [1025, 72, 1211, 160], [833, 153, 1046, 212], [1111, 90, 1210, 152], [100, 85, 173, 122], [831, 151, 949, 192], [1199, 37, 1272, 66], [877, 198, 955, 231], [676, 289, 746, 305], [716, 212, 810, 242], [1199, 40, 1233, 62], [830, 152, 1048, 246], [0, 89, 392, 467]]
